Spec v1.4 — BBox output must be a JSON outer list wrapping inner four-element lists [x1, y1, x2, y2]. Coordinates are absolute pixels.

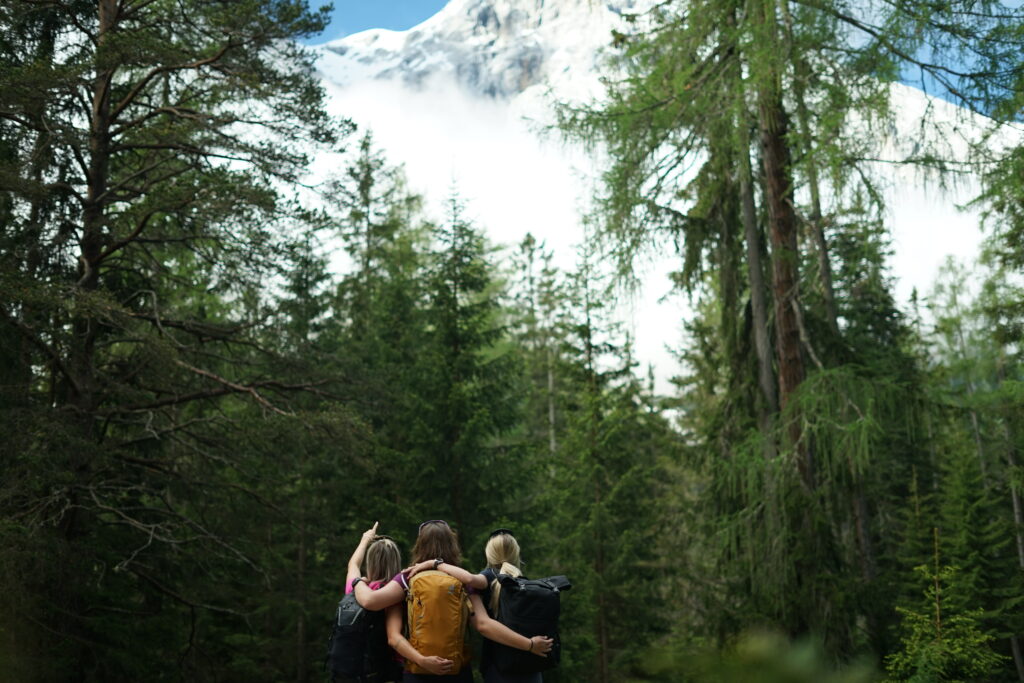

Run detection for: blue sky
[[310, 1, 449, 43]]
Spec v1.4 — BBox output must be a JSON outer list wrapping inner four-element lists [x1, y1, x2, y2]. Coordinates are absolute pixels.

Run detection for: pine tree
[[408, 193, 521, 540], [556, 0, 1022, 655], [886, 530, 1006, 682], [327, 136, 433, 533], [536, 251, 678, 682], [924, 260, 1024, 679], [0, 0, 348, 676], [508, 234, 567, 461]]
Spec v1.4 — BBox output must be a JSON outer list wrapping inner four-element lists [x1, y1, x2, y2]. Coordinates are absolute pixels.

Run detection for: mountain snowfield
[[312, 0, 1002, 389]]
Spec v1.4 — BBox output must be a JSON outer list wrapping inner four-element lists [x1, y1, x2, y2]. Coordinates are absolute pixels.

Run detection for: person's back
[[476, 530, 543, 683], [391, 520, 475, 682], [354, 520, 553, 682], [330, 523, 404, 683], [404, 568, 471, 674]]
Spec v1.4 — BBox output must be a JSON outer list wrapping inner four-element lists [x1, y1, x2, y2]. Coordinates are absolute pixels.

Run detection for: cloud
[[317, 73, 995, 393]]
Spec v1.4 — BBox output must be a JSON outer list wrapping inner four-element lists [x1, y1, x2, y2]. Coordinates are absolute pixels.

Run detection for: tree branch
[[109, 43, 235, 123]]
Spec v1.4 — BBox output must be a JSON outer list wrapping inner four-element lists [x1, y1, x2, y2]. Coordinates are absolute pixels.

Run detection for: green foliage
[[519, 253, 681, 681], [641, 631, 879, 683], [886, 554, 1006, 682], [560, 0, 1024, 667], [409, 193, 523, 538]]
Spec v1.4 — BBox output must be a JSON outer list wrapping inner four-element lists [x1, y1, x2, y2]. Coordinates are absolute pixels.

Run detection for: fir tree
[[886, 530, 1006, 682], [411, 193, 521, 539], [538, 250, 678, 682]]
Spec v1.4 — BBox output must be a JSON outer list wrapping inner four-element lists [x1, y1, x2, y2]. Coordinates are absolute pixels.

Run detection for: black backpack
[[324, 591, 398, 682], [491, 574, 572, 674]]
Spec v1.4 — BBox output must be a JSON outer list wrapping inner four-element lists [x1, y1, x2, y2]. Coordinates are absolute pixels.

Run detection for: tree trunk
[[547, 346, 557, 456], [999, 358, 1024, 682], [581, 265, 609, 683], [1010, 635, 1024, 683], [738, 129, 778, 459], [71, 0, 118, 414], [797, 118, 838, 335], [757, 86, 808, 481], [595, 538, 609, 683], [783, 4, 839, 336], [297, 513, 307, 683], [1008, 439, 1024, 570], [594, 470, 609, 683], [851, 483, 876, 581], [61, 0, 117, 544], [952, 304, 989, 482]]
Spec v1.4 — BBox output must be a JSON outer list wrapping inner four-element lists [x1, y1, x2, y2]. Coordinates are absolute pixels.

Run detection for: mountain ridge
[[317, 0, 643, 99]]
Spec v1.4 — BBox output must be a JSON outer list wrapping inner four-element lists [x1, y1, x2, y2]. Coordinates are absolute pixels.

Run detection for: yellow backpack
[[404, 570, 471, 674]]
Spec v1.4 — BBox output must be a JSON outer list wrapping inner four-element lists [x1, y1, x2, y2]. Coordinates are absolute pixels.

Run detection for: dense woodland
[[1, 0, 1024, 681]]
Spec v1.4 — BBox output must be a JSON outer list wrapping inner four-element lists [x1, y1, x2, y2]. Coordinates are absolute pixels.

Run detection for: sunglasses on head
[[372, 534, 394, 543], [418, 519, 450, 532], [488, 528, 514, 539]]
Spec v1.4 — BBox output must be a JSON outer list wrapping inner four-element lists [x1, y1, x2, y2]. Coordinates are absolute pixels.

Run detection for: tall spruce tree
[[409, 194, 520, 540], [887, 531, 1007, 682], [534, 250, 678, 682]]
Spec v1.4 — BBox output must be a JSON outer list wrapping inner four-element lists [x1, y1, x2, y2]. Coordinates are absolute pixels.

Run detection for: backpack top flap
[[405, 570, 470, 674], [496, 575, 569, 627], [497, 574, 572, 593]]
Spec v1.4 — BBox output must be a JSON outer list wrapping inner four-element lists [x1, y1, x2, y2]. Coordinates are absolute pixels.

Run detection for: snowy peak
[[317, 0, 641, 98]]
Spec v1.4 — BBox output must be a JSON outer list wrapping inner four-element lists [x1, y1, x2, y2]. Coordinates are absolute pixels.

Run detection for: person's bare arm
[[386, 604, 453, 675], [354, 577, 405, 611], [407, 559, 489, 590], [468, 594, 552, 656], [345, 522, 379, 588]]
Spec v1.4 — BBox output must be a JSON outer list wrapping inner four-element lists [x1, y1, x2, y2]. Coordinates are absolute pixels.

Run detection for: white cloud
[[315, 63, 1017, 394]]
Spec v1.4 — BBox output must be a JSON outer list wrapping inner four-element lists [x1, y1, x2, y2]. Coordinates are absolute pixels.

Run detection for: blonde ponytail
[[490, 560, 521, 615], [484, 532, 522, 615]]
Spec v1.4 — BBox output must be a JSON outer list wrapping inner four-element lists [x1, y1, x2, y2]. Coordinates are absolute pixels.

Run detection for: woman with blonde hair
[[353, 521, 552, 682], [331, 522, 404, 682], [346, 522, 403, 593]]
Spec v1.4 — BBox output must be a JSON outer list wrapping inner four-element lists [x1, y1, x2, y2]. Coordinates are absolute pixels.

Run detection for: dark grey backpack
[[324, 591, 398, 682], [491, 574, 572, 674]]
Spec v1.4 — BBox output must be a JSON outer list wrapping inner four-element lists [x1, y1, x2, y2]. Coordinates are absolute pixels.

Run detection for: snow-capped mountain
[[318, 0, 640, 99], [311, 0, 999, 389]]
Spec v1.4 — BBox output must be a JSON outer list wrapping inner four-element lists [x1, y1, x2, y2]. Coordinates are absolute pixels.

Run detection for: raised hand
[[360, 521, 379, 545]]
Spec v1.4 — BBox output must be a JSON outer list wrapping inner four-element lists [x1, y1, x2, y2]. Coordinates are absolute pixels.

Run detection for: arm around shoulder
[[354, 576, 405, 611], [437, 561, 488, 590]]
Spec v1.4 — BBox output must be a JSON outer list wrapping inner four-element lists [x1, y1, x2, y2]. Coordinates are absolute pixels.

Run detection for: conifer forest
[[2, 0, 1024, 681]]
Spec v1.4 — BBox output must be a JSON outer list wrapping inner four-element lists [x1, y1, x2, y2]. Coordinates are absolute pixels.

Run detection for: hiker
[[352, 520, 552, 681], [326, 522, 403, 682], [408, 528, 542, 683]]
